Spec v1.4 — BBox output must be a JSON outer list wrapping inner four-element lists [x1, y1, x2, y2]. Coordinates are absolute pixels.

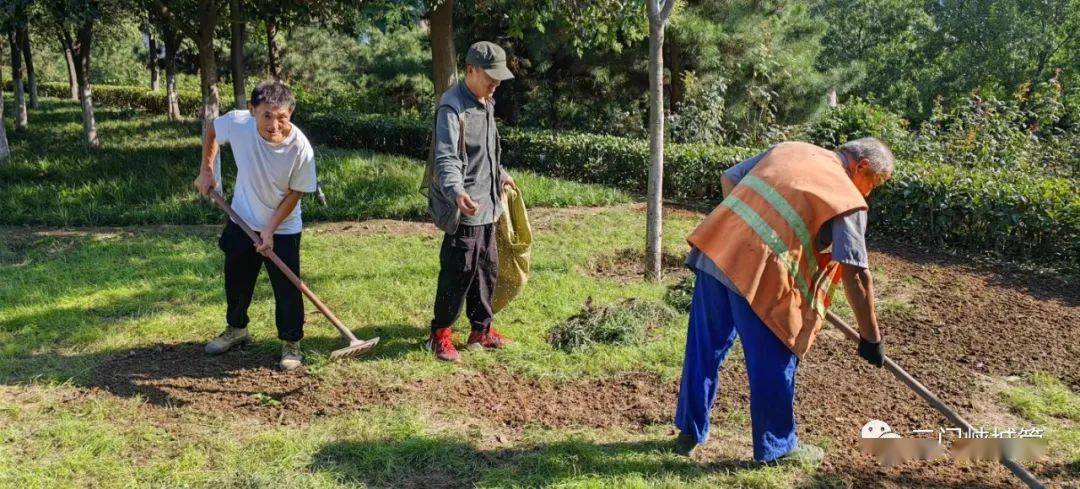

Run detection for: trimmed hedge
[[12, 82, 1079, 272], [297, 112, 755, 203], [873, 163, 1079, 267], [21, 82, 343, 119], [28, 82, 207, 116]]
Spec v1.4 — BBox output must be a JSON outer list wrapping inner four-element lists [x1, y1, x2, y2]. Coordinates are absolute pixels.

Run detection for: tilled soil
[[89, 343, 676, 429], [83, 242, 1079, 488]]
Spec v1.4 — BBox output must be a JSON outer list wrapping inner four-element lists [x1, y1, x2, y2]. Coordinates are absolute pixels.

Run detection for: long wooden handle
[[825, 312, 1044, 489], [208, 190, 359, 343]]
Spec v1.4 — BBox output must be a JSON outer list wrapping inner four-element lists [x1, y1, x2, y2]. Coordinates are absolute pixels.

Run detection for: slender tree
[[265, 17, 279, 78], [18, 24, 37, 108], [8, 27, 28, 132], [146, 5, 182, 119], [58, 29, 78, 100], [428, 0, 455, 97], [644, 0, 675, 280], [147, 31, 159, 91], [229, 0, 246, 108], [150, 0, 226, 190], [0, 36, 9, 160], [55, 11, 99, 146], [161, 22, 181, 119]]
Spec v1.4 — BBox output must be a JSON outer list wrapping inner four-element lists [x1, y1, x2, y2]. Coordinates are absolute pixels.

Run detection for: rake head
[[330, 337, 380, 360]]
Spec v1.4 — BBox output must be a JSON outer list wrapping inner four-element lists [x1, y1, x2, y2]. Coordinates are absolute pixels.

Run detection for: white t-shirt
[[214, 110, 317, 234]]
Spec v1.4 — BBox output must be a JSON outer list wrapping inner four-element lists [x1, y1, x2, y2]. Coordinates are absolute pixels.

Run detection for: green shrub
[[548, 298, 678, 352], [668, 74, 728, 146], [871, 161, 1079, 267], [24, 82, 407, 120], [914, 83, 1077, 178], [29, 82, 209, 117], [294, 112, 756, 204], [502, 128, 755, 203], [806, 100, 915, 158], [297, 112, 430, 159]]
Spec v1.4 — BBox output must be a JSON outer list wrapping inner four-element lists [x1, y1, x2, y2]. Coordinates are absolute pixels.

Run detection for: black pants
[[219, 220, 304, 342], [431, 223, 498, 332]]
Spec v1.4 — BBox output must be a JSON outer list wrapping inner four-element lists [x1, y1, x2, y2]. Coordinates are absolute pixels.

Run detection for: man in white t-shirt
[[193, 80, 317, 371]]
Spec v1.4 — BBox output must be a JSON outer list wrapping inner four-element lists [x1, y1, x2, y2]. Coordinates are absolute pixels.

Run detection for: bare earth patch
[[306, 220, 440, 238], [528, 205, 631, 231], [87, 344, 676, 430]]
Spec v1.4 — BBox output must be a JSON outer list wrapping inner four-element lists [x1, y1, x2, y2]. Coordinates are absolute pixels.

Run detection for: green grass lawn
[[0, 99, 629, 226]]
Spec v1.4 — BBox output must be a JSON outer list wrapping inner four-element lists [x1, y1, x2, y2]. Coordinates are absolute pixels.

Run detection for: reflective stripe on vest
[[722, 176, 831, 317]]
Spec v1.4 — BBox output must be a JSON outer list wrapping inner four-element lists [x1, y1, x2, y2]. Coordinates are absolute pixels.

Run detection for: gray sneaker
[[279, 341, 303, 371], [205, 327, 250, 355], [770, 443, 824, 466]]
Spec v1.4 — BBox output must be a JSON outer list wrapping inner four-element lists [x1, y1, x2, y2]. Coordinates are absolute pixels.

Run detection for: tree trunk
[[60, 33, 79, 100], [198, 1, 222, 192], [230, 0, 246, 108], [266, 18, 280, 79], [645, 22, 666, 281], [9, 29, 27, 132], [666, 41, 683, 109], [0, 40, 9, 161], [18, 27, 38, 109], [164, 30, 181, 120], [70, 25, 99, 147], [148, 35, 160, 91], [827, 87, 837, 108], [429, 0, 457, 97]]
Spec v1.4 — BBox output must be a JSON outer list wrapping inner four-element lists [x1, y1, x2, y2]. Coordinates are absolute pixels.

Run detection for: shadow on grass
[[1, 320, 423, 408], [1, 322, 427, 391], [312, 437, 758, 488]]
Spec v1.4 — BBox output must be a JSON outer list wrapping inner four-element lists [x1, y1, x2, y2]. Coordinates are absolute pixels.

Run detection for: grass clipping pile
[[548, 297, 677, 352]]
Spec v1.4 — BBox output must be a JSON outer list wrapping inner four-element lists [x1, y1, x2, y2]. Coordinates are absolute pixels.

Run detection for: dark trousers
[[219, 220, 304, 342], [431, 223, 498, 332]]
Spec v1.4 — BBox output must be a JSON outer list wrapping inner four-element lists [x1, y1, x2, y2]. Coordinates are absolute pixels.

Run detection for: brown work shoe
[[466, 328, 511, 351], [425, 328, 460, 363]]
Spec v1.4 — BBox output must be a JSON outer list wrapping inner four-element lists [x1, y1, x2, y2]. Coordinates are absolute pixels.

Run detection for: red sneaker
[[426, 328, 460, 363], [466, 328, 511, 351]]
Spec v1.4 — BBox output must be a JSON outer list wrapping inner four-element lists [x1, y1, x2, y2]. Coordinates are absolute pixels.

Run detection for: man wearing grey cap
[[423, 41, 517, 363]]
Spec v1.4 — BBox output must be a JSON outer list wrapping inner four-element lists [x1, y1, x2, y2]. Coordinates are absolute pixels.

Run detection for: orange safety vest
[[688, 142, 867, 357]]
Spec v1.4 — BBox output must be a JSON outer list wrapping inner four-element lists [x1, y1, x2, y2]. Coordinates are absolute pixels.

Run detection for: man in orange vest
[[673, 137, 894, 464]]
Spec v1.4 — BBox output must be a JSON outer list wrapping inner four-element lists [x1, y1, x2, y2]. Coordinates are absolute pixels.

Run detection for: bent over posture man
[[673, 137, 894, 463]]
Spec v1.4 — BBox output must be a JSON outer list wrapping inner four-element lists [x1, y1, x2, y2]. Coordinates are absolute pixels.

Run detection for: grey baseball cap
[[465, 41, 514, 81]]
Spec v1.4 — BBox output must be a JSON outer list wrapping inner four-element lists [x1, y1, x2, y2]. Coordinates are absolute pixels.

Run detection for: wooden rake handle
[[208, 190, 360, 344], [825, 311, 1044, 489]]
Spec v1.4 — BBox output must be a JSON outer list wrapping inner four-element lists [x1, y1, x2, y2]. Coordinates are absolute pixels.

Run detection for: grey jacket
[[424, 82, 504, 235]]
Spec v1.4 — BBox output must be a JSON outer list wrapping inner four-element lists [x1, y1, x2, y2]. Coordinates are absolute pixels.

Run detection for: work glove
[[858, 338, 885, 368]]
